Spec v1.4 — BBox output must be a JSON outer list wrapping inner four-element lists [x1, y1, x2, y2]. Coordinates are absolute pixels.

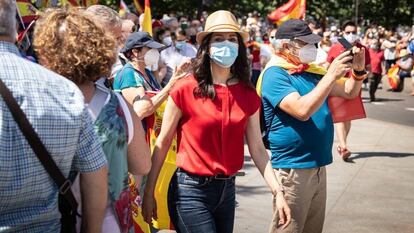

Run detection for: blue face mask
[[209, 40, 239, 68], [175, 41, 186, 50], [255, 36, 263, 43]]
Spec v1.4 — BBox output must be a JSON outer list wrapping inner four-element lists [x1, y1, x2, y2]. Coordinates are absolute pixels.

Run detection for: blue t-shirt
[[261, 67, 333, 169], [113, 63, 161, 92]]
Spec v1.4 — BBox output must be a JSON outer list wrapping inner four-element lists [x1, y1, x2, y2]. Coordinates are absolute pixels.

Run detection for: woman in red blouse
[[142, 10, 291, 233]]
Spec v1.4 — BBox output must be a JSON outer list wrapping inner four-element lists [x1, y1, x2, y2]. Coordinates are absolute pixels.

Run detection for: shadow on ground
[[361, 97, 404, 102], [348, 152, 414, 162]]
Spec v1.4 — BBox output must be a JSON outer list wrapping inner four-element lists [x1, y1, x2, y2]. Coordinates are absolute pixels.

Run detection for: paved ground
[[234, 81, 414, 233]]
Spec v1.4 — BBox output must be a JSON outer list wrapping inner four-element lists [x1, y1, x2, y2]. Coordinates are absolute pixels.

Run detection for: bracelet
[[351, 70, 367, 81], [353, 69, 367, 76]]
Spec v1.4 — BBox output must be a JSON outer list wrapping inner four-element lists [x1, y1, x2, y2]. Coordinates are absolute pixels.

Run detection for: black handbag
[[0, 79, 79, 233]]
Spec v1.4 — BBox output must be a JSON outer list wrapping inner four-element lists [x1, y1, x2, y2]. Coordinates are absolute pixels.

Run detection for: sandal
[[337, 145, 351, 161]]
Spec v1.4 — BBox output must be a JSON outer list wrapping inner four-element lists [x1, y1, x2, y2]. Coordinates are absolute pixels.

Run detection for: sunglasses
[[270, 36, 275, 39]]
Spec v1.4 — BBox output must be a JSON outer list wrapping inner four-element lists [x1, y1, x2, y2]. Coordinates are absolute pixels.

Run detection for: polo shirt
[[170, 75, 260, 176], [261, 67, 333, 169]]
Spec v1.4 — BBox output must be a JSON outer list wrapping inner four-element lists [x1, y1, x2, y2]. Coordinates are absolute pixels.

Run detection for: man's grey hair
[[86, 5, 122, 29], [0, 0, 17, 39], [273, 39, 291, 51]]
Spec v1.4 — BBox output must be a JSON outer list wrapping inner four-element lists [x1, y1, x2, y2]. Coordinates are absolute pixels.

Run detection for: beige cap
[[196, 10, 249, 44]]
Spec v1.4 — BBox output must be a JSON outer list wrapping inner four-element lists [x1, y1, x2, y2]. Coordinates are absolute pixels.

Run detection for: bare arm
[[126, 99, 151, 175], [142, 97, 182, 223], [279, 51, 352, 121], [245, 110, 291, 229], [80, 166, 108, 233]]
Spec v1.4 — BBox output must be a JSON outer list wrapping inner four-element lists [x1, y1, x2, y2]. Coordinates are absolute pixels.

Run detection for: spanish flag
[[268, 0, 306, 25], [16, 0, 38, 24], [142, 0, 152, 36]]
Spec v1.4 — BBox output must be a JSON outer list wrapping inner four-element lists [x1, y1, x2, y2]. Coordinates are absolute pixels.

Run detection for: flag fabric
[[133, 0, 144, 14], [142, 0, 152, 36], [60, 0, 80, 7], [83, 0, 98, 7], [16, 0, 38, 24], [268, 0, 306, 25], [119, 0, 130, 17]]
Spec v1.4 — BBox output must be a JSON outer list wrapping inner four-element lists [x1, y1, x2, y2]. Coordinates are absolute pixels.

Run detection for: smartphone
[[338, 37, 353, 56]]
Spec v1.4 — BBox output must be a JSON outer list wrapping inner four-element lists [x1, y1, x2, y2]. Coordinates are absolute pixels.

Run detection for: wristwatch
[[353, 69, 367, 76]]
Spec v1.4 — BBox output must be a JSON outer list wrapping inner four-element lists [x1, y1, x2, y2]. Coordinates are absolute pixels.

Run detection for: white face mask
[[162, 36, 172, 46], [297, 44, 318, 64], [344, 33, 359, 44], [144, 49, 160, 66]]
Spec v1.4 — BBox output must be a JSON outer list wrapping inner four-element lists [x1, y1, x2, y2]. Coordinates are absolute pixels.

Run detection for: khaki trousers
[[269, 167, 327, 233]]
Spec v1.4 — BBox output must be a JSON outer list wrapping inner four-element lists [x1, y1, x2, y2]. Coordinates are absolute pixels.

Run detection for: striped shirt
[[0, 41, 107, 233]]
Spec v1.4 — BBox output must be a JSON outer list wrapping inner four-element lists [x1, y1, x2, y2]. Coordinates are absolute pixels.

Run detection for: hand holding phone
[[338, 37, 354, 56]]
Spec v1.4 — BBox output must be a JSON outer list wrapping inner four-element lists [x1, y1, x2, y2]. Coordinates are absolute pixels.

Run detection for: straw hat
[[196, 10, 248, 44]]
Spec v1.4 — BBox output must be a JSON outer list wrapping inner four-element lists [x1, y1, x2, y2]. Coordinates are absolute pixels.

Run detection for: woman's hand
[[275, 192, 291, 229], [142, 192, 157, 225], [170, 61, 192, 82]]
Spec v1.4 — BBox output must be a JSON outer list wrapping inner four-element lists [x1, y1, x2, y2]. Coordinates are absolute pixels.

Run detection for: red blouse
[[170, 75, 260, 176]]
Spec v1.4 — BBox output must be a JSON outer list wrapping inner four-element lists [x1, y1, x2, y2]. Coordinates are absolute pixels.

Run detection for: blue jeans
[[168, 169, 236, 233]]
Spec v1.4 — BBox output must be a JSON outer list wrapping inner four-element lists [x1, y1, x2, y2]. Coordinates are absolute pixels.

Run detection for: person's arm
[[122, 86, 154, 119], [79, 167, 108, 233], [245, 110, 291, 229], [142, 97, 182, 224], [126, 99, 151, 175], [279, 51, 353, 121], [330, 46, 367, 99]]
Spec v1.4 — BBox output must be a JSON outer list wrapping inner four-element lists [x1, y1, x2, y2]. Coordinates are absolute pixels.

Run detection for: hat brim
[[295, 33, 322, 44], [120, 40, 166, 53], [196, 30, 249, 44]]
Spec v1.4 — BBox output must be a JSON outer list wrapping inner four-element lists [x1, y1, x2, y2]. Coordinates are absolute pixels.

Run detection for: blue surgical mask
[[209, 40, 239, 68], [175, 41, 186, 50]]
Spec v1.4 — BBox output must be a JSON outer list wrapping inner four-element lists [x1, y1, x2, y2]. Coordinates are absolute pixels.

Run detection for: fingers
[[282, 207, 292, 229], [278, 207, 286, 227], [335, 50, 351, 60]]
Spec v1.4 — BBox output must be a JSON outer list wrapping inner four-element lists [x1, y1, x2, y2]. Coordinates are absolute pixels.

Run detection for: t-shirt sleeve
[[261, 67, 298, 108], [248, 90, 261, 116], [169, 79, 187, 111], [364, 46, 371, 66], [116, 68, 145, 90], [72, 108, 107, 173]]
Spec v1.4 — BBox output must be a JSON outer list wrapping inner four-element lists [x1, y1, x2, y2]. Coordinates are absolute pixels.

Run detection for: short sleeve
[[114, 67, 145, 91], [247, 88, 261, 116], [364, 46, 371, 66], [72, 108, 107, 173], [261, 67, 298, 108], [169, 79, 185, 111]]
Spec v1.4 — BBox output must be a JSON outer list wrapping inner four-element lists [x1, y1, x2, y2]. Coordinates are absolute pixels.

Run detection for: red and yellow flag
[[142, 0, 152, 36], [268, 0, 306, 25], [16, 0, 38, 24]]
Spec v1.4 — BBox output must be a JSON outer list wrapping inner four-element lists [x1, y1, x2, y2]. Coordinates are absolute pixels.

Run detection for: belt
[[176, 168, 235, 181]]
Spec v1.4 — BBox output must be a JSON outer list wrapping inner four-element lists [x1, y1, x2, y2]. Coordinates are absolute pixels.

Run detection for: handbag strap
[[0, 78, 78, 212]]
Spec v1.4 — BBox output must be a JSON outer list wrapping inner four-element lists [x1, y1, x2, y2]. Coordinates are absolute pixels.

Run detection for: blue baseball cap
[[120, 31, 165, 53]]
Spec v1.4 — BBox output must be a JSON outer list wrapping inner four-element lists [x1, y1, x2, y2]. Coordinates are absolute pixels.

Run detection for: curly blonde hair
[[34, 8, 117, 84]]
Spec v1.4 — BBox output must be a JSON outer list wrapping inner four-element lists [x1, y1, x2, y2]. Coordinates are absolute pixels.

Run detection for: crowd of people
[[1, 0, 413, 233]]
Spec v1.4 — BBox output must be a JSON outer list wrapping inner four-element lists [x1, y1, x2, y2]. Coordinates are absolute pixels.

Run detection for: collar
[[0, 41, 20, 55], [275, 51, 309, 74]]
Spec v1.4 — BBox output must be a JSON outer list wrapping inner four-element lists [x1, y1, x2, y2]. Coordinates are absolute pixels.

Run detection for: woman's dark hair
[[154, 27, 166, 43], [123, 47, 143, 61], [192, 33, 253, 100]]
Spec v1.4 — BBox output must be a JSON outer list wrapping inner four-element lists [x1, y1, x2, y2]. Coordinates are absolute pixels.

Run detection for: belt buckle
[[214, 174, 231, 180]]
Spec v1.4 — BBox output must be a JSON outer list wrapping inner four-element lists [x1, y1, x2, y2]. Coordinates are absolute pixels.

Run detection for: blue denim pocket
[[176, 171, 210, 188]]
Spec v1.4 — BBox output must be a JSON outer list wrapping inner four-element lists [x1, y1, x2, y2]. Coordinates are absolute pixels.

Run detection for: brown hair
[[34, 8, 117, 84]]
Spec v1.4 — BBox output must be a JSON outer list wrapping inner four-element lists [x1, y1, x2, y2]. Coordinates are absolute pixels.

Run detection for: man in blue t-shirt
[[260, 19, 367, 233]]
